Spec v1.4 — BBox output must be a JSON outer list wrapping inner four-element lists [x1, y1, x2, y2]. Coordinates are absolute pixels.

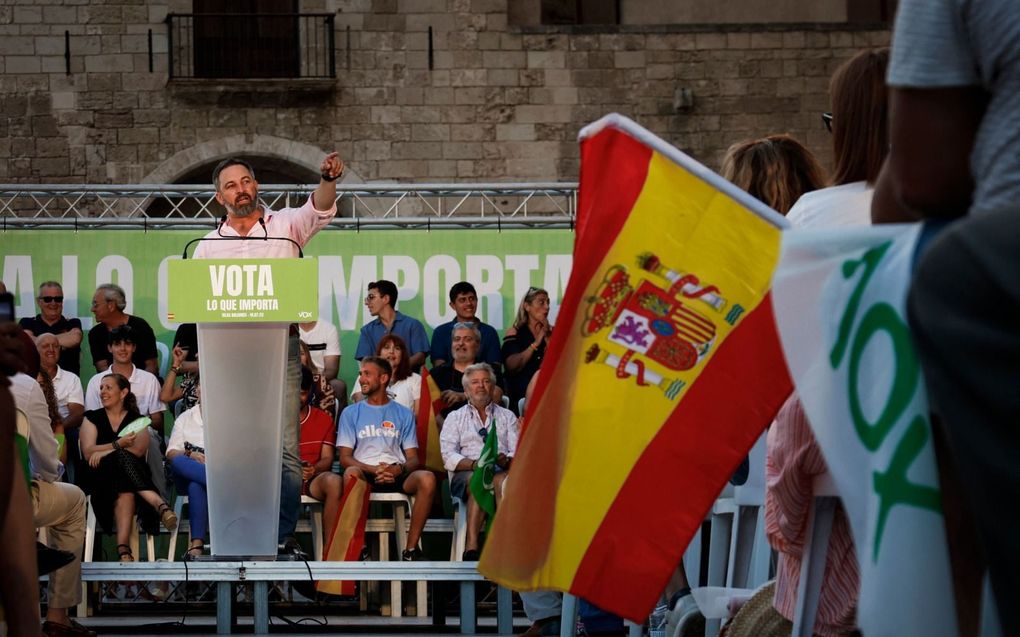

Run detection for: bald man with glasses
[[19, 281, 83, 376]]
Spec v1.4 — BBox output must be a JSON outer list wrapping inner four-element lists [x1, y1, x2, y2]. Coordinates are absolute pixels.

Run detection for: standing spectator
[[355, 280, 429, 370], [502, 287, 552, 415], [788, 48, 890, 229], [299, 318, 347, 409], [765, 394, 860, 636], [721, 134, 827, 216], [871, 2, 1020, 632], [87, 283, 158, 375], [429, 282, 502, 369], [19, 281, 83, 376], [194, 152, 344, 559]]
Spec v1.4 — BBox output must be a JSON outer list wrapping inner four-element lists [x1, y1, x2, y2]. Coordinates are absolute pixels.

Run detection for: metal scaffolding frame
[[0, 183, 578, 230]]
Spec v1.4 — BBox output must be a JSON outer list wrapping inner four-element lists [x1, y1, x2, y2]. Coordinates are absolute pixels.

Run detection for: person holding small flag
[[439, 363, 518, 560]]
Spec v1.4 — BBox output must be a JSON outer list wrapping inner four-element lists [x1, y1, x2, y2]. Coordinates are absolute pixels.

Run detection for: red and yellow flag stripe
[[480, 115, 792, 621]]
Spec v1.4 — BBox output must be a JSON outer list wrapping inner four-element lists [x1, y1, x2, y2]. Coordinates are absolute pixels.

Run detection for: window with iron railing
[[166, 3, 335, 79]]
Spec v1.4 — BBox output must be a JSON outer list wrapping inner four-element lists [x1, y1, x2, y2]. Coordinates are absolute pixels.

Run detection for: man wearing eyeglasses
[[439, 362, 518, 560], [87, 283, 159, 375], [19, 281, 83, 376], [355, 279, 430, 370]]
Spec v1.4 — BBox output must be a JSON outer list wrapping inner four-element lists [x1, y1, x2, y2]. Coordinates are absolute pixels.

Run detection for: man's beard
[[227, 193, 258, 217]]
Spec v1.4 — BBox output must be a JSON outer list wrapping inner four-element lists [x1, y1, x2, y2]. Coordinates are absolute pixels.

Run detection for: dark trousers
[[908, 207, 1020, 636]]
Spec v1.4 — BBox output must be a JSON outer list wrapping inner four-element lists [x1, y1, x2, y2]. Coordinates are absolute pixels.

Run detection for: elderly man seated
[[439, 362, 518, 560]]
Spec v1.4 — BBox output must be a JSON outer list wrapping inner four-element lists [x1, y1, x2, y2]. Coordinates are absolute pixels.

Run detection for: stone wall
[[0, 0, 890, 185]]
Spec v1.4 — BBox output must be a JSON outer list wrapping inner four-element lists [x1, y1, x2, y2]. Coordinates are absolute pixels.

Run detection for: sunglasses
[[477, 426, 488, 440], [821, 112, 833, 133], [39, 296, 64, 303]]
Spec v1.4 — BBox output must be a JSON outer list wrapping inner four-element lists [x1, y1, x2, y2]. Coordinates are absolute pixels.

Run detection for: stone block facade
[[0, 0, 890, 185]]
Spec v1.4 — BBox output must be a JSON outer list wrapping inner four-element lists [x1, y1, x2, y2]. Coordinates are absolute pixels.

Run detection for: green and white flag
[[469, 419, 498, 530], [772, 224, 956, 636]]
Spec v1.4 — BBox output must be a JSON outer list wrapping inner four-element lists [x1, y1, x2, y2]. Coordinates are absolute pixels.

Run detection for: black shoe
[[358, 545, 370, 561], [277, 536, 309, 561], [37, 542, 76, 576], [462, 549, 480, 561], [401, 547, 423, 561]]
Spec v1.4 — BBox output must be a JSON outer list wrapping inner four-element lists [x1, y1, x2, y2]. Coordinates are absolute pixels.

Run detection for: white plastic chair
[[789, 473, 838, 637], [368, 492, 418, 617], [704, 431, 770, 636], [300, 494, 324, 560], [80, 495, 156, 616]]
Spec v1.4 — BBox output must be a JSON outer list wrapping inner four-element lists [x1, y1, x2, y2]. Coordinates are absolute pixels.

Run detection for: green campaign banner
[[168, 258, 319, 323], [1, 228, 573, 386]]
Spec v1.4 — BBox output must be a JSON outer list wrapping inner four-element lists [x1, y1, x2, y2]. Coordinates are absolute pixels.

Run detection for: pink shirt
[[193, 195, 336, 259], [765, 394, 860, 636]]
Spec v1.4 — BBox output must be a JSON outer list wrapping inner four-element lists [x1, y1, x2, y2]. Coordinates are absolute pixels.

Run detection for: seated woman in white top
[[166, 382, 208, 559], [351, 333, 420, 413]]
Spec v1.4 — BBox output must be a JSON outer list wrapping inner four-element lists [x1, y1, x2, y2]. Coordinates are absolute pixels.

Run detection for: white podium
[[169, 258, 318, 558]]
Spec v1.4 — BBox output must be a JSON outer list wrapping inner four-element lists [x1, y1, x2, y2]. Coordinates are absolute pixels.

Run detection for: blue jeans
[[170, 455, 208, 542], [278, 331, 302, 540]]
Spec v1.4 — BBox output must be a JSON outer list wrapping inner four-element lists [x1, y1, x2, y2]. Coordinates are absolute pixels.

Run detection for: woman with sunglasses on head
[[786, 48, 890, 229], [502, 287, 552, 416]]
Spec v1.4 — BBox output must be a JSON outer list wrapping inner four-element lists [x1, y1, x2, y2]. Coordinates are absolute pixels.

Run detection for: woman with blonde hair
[[721, 134, 827, 215], [502, 286, 552, 415]]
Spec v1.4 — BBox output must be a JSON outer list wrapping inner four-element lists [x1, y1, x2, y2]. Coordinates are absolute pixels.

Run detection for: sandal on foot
[[183, 545, 205, 561], [117, 544, 134, 562], [158, 503, 178, 531]]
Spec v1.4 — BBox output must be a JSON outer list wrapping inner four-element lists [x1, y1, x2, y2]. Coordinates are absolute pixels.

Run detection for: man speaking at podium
[[195, 152, 344, 557]]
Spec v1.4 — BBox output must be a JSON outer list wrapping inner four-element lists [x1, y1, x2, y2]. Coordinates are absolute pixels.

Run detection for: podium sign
[[167, 258, 318, 323], [169, 257, 316, 557]]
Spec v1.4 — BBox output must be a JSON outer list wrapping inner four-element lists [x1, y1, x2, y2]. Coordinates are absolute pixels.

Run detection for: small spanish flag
[[479, 115, 793, 621], [317, 474, 371, 596], [415, 367, 446, 473]]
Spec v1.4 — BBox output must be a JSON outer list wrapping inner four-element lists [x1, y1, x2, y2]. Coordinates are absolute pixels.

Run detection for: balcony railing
[[166, 13, 336, 80]]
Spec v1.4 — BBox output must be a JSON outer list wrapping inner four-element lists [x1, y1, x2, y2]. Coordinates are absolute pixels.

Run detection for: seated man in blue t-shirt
[[337, 356, 436, 561]]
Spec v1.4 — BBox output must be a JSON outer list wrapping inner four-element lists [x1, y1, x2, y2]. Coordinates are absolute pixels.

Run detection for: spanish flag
[[416, 366, 446, 473], [478, 115, 793, 621]]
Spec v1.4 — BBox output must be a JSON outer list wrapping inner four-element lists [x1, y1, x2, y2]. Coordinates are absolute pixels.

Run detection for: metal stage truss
[[0, 183, 578, 230]]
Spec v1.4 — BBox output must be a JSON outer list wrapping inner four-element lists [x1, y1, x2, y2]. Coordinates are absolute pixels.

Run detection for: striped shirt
[[765, 394, 860, 636]]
